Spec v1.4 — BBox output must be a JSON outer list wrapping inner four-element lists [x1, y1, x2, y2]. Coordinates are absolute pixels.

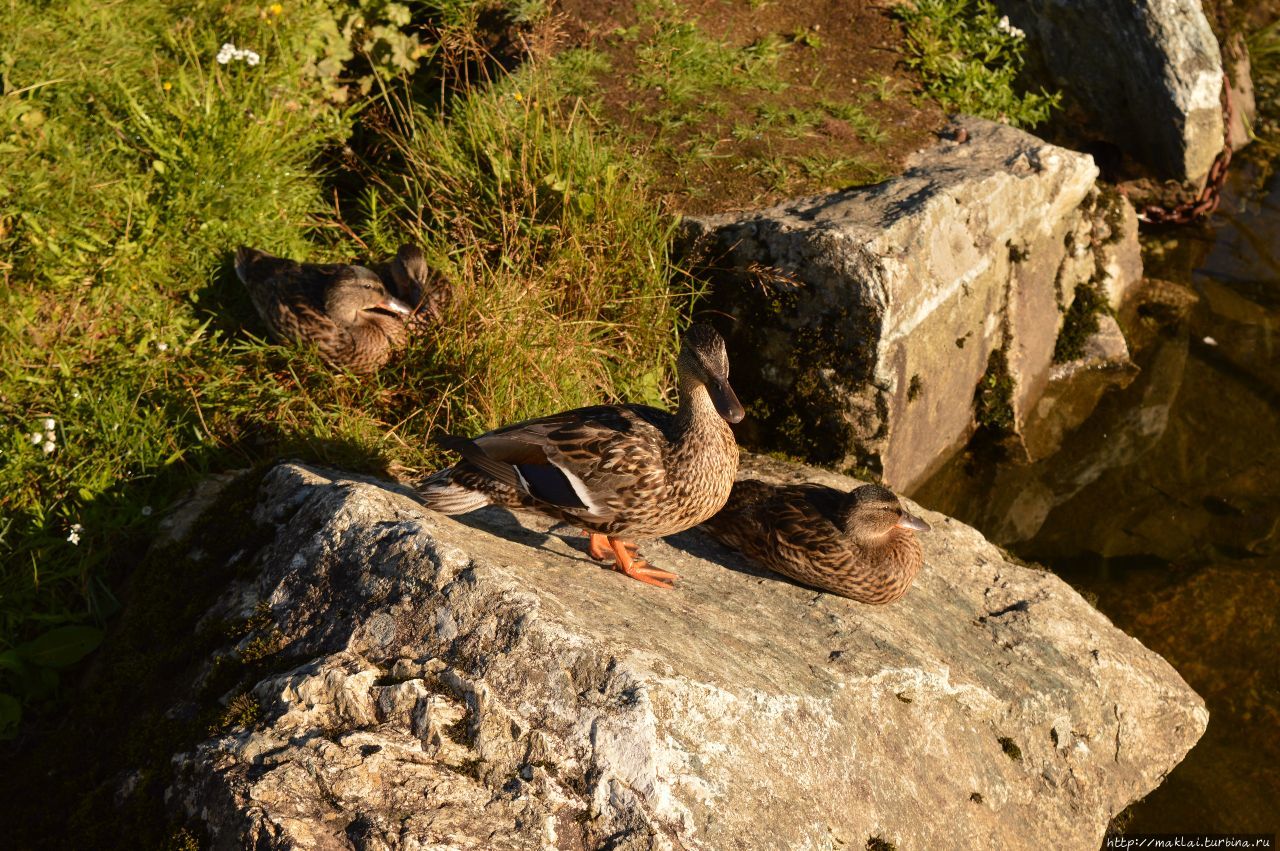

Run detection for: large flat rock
[[685, 117, 1139, 491], [166, 457, 1204, 850]]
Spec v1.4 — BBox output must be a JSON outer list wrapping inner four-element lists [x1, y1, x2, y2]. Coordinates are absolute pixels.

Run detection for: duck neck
[[855, 529, 923, 598], [673, 371, 721, 438]]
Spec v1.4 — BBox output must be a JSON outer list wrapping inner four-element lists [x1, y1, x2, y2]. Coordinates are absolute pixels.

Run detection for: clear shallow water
[[911, 163, 1280, 833]]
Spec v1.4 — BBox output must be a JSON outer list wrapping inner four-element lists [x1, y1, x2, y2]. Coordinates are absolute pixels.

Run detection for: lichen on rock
[[140, 458, 1205, 850]]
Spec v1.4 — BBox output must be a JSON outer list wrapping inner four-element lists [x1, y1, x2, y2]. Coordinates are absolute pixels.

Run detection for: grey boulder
[[166, 457, 1205, 850], [994, 0, 1227, 184], [685, 117, 1140, 491]]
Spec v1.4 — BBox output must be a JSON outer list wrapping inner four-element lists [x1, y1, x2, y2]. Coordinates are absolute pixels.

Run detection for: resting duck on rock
[[234, 245, 442, 374], [418, 324, 745, 588], [702, 480, 930, 604]]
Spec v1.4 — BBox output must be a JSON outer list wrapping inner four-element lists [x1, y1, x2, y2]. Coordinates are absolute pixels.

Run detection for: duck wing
[[439, 405, 670, 521], [766, 487, 850, 571], [235, 247, 331, 339]]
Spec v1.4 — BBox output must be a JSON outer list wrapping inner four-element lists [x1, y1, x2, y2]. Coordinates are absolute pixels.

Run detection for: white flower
[[997, 15, 1026, 38], [217, 42, 262, 66], [31, 432, 43, 445], [43, 418, 56, 431], [42, 440, 56, 455], [67, 523, 83, 545], [156, 341, 169, 352], [141, 506, 153, 516]]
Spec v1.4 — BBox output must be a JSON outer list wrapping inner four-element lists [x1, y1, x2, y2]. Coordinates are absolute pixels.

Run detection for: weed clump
[[212, 692, 262, 734], [974, 347, 1015, 433], [895, 0, 1060, 128]]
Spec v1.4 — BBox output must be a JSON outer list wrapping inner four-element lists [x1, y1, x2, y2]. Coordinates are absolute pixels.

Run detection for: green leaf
[[16, 626, 103, 669]]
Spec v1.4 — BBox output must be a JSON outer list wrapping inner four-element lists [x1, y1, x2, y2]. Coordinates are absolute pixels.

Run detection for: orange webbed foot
[[586, 531, 612, 562], [608, 537, 678, 589]]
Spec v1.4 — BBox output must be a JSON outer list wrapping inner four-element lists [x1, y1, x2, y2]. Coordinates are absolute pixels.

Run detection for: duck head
[[840, 484, 930, 545], [324, 268, 414, 325], [678, 324, 745, 423]]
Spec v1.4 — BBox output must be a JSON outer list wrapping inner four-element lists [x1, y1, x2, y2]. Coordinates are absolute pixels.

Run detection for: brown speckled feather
[[443, 404, 736, 537], [235, 246, 414, 374], [418, 325, 743, 545], [703, 480, 926, 604]]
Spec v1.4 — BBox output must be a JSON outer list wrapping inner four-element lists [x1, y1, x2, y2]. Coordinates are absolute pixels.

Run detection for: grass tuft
[[895, 0, 1060, 128]]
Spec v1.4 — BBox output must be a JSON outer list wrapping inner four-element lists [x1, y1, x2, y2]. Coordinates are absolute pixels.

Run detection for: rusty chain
[[1136, 73, 1234, 225]]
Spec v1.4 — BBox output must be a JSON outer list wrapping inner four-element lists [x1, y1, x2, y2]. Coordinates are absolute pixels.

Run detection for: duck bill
[[896, 510, 931, 532], [709, 377, 745, 424], [374, 296, 414, 316]]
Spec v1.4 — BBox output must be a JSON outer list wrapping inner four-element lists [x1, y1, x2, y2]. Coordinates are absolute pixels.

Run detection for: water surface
[[912, 163, 1280, 833]]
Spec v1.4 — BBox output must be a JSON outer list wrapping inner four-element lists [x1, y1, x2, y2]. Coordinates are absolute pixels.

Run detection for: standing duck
[[418, 325, 745, 588], [702, 480, 930, 604], [234, 246, 417, 374]]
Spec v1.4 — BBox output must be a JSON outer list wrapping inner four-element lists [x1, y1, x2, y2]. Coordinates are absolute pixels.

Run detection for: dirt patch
[[551, 0, 947, 214]]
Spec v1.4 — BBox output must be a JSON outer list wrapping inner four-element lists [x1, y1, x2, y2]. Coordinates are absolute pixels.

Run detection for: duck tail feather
[[416, 466, 492, 515]]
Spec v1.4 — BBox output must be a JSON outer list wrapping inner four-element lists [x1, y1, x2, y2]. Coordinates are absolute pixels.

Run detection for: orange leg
[[607, 536, 678, 589], [586, 532, 613, 561]]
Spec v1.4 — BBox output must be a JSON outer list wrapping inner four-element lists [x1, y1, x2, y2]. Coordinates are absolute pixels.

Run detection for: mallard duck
[[234, 246, 415, 374], [702, 480, 930, 604], [418, 325, 745, 588], [387, 244, 449, 328]]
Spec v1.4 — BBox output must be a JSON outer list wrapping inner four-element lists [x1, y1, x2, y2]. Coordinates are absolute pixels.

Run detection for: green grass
[[894, 0, 1060, 129], [1247, 18, 1280, 167], [0, 0, 691, 736]]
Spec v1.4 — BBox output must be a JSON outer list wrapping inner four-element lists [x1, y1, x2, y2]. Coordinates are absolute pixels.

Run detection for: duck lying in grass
[[234, 245, 443, 374], [387, 244, 450, 329], [418, 325, 745, 588], [702, 480, 930, 604]]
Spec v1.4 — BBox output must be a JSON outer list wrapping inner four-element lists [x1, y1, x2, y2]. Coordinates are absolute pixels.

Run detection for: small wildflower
[[43, 440, 56, 455], [996, 15, 1026, 39], [142, 506, 153, 517], [156, 341, 169, 352], [216, 43, 261, 66], [44, 418, 56, 431], [30, 432, 43, 445], [163, 81, 173, 91], [513, 91, 524, 103], [67, 523, 83, 546], [269, 2, 284, 15]]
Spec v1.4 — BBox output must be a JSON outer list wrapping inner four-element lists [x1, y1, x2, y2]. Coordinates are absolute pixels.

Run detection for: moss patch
[[974, 347, 1015, 433], [1053, 280, 1108, 363]]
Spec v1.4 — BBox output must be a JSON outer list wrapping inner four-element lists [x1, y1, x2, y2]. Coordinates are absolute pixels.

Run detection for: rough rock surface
[[994, 0, 1226, 184], [685, 117, 1140, 491], [166, 458, 1205, 850]]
